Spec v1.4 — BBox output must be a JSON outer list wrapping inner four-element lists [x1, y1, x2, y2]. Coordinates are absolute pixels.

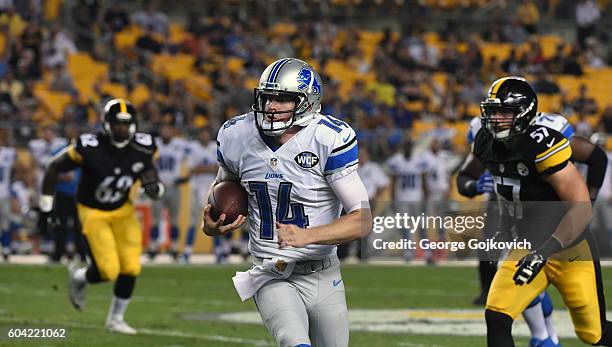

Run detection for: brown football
[[207, 181, 248, 225]]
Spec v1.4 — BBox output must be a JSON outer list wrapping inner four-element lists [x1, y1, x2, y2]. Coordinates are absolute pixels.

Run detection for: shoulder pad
[[520, 125, 572, 174]]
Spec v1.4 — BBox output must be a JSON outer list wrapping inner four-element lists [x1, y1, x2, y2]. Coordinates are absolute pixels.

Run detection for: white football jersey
[[422, 149, 454, 199], [358, 161, 390, 200], [386, 152, 428, 202], [187, 139, 217, 195], [155, 137, 189, 186], [0, 147, 16, 199], [217, 112, 358, 261]]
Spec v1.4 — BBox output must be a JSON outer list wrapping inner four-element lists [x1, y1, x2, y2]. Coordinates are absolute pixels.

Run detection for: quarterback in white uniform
[[202, 58, 372, 347]]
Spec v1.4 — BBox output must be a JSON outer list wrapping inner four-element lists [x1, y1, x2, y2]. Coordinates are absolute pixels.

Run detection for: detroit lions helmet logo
[[297, 67, 321, 95]]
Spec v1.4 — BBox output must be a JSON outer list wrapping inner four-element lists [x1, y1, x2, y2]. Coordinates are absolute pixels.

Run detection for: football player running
[[460, 107, 608, 346], [40, 99, 165, 334], [457, 76, 611, 346], [202, 58, 372, 347]]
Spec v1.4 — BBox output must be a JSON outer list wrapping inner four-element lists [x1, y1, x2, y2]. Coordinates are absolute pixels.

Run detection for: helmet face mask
[[480, 76, 537, 141], [252, 58, 322, 136], [102, 99, 137, 148]]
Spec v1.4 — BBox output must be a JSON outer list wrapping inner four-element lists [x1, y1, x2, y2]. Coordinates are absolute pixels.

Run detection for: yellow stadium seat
[[129, 84, 151, 107], [226, 57, 245, 74], [537, 94, 562, 113], [101, 82, 128, 99]]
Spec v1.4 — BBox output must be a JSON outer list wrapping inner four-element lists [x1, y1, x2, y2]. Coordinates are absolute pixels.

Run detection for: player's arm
[[278, 171, 372, 247], [39, 147, 81, 212], [542, 161, 592, 248], [456, 153, 490, 197], [569, 136, 608, 201]]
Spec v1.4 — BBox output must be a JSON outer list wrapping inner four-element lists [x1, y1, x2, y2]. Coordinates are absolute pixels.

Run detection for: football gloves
[[143, 181, 165, 200], [476, 172, 495, 194], [513, 251, 546, 285]]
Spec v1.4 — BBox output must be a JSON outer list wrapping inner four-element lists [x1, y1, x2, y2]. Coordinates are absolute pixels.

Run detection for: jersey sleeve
[[321, 122, 359, 182], [216, 118, 241, 176], [521, 127, 572, 175], [467, 117, 482, 145]]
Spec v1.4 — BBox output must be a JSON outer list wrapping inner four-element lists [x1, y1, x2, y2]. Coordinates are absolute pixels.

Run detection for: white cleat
[[105, 318, 138, 335], [68, 262, 86, 311]]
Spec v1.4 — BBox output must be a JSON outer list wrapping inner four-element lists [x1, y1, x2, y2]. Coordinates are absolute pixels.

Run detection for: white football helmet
[[252, 58, 323, 136]]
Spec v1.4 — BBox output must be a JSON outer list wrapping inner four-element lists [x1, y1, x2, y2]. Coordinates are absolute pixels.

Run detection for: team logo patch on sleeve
[[294, 151, 320, 168]]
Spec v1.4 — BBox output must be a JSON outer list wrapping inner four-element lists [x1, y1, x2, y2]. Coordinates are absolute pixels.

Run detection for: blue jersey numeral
[[157, 156, 176, 171], [401, 173, 416, 189], [248, 181, 310, 240]]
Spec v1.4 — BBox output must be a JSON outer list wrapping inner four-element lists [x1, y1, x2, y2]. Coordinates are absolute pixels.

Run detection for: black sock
[[114, 274, 136, 299], [596, 321, 612, 346], [85, 264, 103, 283], [486, 309, 514, 347]]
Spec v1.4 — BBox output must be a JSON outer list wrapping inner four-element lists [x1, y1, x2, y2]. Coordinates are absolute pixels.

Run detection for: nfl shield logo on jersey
[[270, 158, 278, 167]]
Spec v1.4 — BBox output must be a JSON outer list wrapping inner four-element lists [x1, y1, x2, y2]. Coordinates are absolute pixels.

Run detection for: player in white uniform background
[[28, 124, 67, 255], [202, 58, 372, 347], [184, 127, 218, 263], [0, 135, 16, 261], [340, 147, 390, 261], [385, 140, 429, 262], [148, 123, 189, 261]]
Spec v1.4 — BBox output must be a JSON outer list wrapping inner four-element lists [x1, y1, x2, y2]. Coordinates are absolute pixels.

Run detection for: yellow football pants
[[486, 238, 606, 344], [77, 202, 142, 281]]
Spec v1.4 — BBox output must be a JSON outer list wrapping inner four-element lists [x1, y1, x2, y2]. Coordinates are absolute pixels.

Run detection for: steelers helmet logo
[[517, 162, 529, 176]]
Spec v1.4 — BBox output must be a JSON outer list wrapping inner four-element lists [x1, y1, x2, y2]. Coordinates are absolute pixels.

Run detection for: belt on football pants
[[253, 257, 333, 275]]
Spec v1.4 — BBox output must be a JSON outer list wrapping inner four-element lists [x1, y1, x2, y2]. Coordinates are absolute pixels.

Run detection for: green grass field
[[2, 263, 611, 346]]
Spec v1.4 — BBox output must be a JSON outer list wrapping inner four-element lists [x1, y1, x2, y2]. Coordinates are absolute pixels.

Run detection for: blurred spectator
[[459, 74, 485, 105], [132, 0, 168, 35], [532, 71, 560, 95], [20, 22, 43, 69], [516, 0, 540, 34], [575, 112, 594, 137], [108, 56, 135, 90], [584, 37, 606, 69], [103, 2, 130, 34], [502, 19, 529, 44], [572, 84, 599, 115], [13, 48, 41, 81], [599, 106, 612, 134], [561, 48, 583, 76], [438, 47, 460, 74], [266, 34, 295, 60], [71, 0, 100, 52], [63, 92, 90, 124], [502, 49, 523, 75], [43, 25, 77, 68], [49, 63, 76, 94], [575, 0, 600, 49], [136, 26, 163, 58]]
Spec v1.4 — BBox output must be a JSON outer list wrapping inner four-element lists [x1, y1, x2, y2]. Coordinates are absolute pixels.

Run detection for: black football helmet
[[480, 76, 538, 141], [102, 98, 137, 148]]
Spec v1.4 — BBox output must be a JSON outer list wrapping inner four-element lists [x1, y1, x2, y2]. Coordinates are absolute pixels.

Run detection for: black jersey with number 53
[[66, 132, 157, 211], [472, 124, 572, 202]]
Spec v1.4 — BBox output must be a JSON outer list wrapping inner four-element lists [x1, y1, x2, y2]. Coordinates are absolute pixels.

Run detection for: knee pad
[[541, 291, 553, 317]]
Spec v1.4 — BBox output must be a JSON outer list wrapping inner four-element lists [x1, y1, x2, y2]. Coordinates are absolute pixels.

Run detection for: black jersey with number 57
[[66, 132, 157, 211], [472, 123, 572, 202]]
